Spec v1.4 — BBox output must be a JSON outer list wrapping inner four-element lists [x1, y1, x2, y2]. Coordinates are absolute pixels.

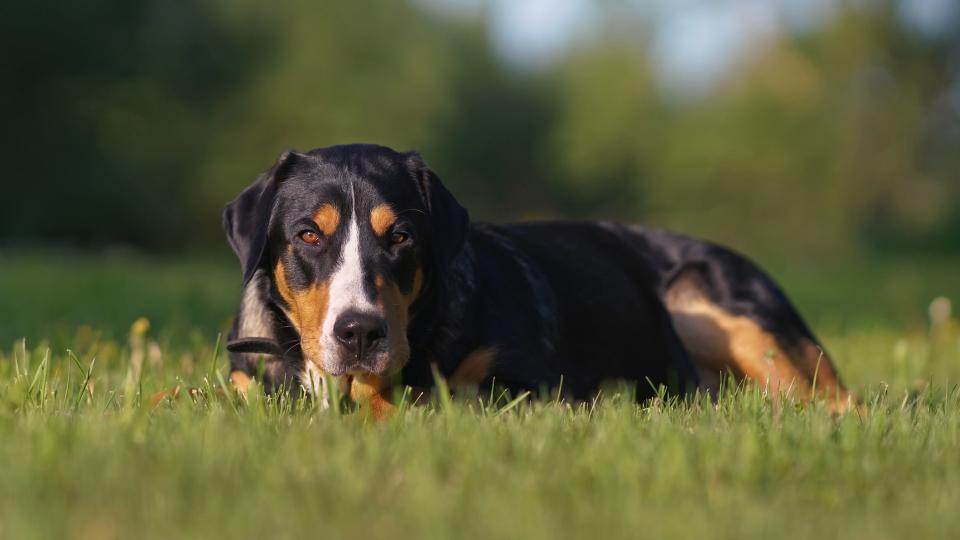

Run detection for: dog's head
[[224, 144, 469, 379]]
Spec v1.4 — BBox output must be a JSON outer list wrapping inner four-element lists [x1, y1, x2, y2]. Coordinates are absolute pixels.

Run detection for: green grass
[[1, 331, 959, 540], [0, 249, 239, 346], [1, 250, 959, 539]]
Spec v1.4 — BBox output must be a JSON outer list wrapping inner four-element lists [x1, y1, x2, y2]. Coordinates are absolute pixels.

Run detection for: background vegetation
[[3, 0, 957, 343], [3, 1, 958, 255]]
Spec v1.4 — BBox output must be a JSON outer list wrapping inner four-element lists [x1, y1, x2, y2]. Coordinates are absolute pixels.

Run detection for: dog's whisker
[[281, 342, 303, 358]]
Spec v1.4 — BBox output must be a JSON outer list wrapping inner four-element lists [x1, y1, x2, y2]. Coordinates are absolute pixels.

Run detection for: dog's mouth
[[322, 342, 407, 378], [226, 336, 407, 378], [321, 355, 389, 377]]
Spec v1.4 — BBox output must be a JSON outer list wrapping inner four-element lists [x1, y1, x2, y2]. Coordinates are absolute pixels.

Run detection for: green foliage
[[2, 2, 957, 258], [545, 8, 960, 255]]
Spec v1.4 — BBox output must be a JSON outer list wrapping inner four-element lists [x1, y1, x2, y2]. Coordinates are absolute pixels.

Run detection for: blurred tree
[[1, 0, 270, 247], [540, 4, 960, 257], [193, 0, 461, 243], [1, 1, 957, 261], [421, 21, 557, 221], [546, 47, 660, 218]]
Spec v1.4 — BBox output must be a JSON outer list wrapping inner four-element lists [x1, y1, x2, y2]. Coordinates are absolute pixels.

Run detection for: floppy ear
[[223, 150, 299, 284], [405, 152, 470, 269]]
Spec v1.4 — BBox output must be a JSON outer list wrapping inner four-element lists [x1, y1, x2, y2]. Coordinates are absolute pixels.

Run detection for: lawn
[[0, 250, 958, 539]]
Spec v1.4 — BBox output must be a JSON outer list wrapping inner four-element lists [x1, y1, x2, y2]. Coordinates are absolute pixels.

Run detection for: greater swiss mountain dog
[[224, 144, 853, 416]]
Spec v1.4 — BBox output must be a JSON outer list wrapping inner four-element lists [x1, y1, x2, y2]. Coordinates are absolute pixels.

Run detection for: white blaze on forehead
[[326, 209, 377, 314], [319, 183, 378, 370]]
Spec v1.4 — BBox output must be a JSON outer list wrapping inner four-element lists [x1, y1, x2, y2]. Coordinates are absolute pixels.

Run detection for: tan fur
[[665, 273, 852, 409], [350, 374, 395, 420], [370, 204, 397, 236], [275, 257, 330, 370], [406, 268, 424, 304], [230, 371, 252, 398], [374, 274, 411, 370], [449, 348, 496, 388], [313, 204, 340, 235]]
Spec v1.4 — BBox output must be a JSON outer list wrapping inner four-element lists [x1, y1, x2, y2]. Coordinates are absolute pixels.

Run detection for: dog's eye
[[389, 232, 408, 246], [299, 231, 323, 246]]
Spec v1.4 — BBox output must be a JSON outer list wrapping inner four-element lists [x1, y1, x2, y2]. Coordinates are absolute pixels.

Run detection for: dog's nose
[[333, 311, 387, 358]]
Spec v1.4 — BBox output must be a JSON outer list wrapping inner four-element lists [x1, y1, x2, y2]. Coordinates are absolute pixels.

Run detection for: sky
[[419, 0, 959, 98]]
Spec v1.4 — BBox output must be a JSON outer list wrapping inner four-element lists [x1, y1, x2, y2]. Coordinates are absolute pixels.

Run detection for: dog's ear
[[223, 150, 300, 284], [405, 152, 470, 270]]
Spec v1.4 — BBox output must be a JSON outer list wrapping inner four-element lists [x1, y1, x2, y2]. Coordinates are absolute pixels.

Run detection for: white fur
[[299, 361, 329, 408], [239, 269, 274, 339], [318, 184, 377, 374]]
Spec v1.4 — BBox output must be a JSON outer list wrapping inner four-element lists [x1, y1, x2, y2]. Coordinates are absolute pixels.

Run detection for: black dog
[[224, 144, 851, 413]]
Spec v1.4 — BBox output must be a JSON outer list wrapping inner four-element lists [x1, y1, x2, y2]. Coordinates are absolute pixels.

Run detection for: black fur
[[224, 144, 838, 401]]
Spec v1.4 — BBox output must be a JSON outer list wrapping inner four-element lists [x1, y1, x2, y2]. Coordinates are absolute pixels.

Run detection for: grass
[[1, 250, 959, 539]]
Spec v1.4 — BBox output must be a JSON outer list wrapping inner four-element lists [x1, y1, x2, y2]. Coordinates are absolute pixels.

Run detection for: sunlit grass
[[2, 252, 958, 538], [1, 316, 958, 539]]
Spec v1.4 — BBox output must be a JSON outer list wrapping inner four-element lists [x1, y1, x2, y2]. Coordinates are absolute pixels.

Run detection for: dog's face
[[224, 144, 468, 381]]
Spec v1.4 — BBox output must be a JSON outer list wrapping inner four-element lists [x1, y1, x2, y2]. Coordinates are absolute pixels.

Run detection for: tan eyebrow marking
[[370, 204, 397, 236], [374, 272, 412, 373], [313, 204, 340, 235]]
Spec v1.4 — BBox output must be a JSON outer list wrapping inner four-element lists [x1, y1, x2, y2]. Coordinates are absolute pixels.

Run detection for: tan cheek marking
[[313, 204, 340, 236], [449, 347, 496, 388], [370, 204, 397, 236], [274, 258, 330, 369], [405, 267, 424, 305], [375, 273, 411, 369], [274, 258, 298, 327]]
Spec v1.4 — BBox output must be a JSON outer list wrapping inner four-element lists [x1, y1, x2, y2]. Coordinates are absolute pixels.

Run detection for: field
[[1, 249, 959, 539]]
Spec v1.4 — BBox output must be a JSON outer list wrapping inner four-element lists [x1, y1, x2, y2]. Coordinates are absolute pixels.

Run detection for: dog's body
[[224, 144, 851, 411]]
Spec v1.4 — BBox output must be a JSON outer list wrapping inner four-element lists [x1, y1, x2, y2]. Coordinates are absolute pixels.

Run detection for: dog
[[224, 144, 853, 416]]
